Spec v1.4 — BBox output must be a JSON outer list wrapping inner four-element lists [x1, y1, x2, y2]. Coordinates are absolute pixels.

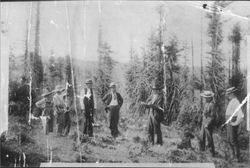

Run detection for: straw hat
[[109, 82, 116, 88], [200, 90, 214, 98], [226, 87, 237, 95]]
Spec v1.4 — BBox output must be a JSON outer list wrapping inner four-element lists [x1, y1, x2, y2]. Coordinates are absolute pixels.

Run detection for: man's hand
[[231, 116, 237, 123]]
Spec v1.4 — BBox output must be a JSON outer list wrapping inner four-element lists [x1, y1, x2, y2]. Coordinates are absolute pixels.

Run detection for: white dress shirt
[[226, 98, 244, 126]]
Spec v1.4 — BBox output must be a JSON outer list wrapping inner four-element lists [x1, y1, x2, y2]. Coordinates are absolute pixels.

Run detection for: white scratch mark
[[186, 1, 249, 21], [98, 1, 101, 14], [50, 20, 59, 28]]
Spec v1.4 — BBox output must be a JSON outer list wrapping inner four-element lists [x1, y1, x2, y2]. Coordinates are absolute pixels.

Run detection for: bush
[[177, 100, 201, 130]]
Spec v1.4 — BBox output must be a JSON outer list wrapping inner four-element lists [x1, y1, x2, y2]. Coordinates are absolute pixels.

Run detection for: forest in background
[[2, 1, 250, 167]]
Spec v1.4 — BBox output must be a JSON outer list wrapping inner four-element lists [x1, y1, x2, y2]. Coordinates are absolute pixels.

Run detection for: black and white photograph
[[1, 1, 250, 167]]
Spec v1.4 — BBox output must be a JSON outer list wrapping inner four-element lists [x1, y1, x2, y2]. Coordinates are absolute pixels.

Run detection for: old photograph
[[1, 1, 250, 167]]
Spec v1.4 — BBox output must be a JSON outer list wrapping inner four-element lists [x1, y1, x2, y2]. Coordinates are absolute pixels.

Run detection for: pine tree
[[125, 43, 145, 114], [95, 24, 115, 97], [228, 23, 244, 100], [163, 38, 182, 125], [205, 1, 226, 126]]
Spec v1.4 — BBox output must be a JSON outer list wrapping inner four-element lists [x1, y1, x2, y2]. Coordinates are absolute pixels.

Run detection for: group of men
[[140, 80, 245, 162], [35, 85, 71, 136], [79, 79, 123, 138], [35, 78, 245, 162], [199, 87, 244, 162], [35, 79, 124, 139]]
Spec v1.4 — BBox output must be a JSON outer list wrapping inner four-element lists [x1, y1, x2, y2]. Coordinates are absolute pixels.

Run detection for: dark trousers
[[63, 111, 71, 136], [200, 125, 215, 155], [83, 108, 93, 137], [56, 113, 64, 136], [147, 115, 162, 145], [227, 125, 240, 159], [48, 115, 54, 133], [109, 105, 120, 137]]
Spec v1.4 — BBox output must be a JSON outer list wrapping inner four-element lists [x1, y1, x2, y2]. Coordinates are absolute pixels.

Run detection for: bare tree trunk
[[191, 39, 195, 101], [200, 10, 204, 109]]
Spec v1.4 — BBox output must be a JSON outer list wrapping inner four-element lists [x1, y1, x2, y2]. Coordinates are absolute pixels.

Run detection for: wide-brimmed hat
[[226, 87, 237, 95], [200, 90, 214, 98], [109, 82, 116, 88], [151, 80, 163, 90], [55, 85, 64, 93], [85, 79, 93, 84], [41, 89, 53, 97]]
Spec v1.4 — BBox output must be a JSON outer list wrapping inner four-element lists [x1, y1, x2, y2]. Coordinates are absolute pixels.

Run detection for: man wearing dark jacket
[[102, 82, 123, 138], [80, 79, 97, 137], [142, 80, 164, 145]]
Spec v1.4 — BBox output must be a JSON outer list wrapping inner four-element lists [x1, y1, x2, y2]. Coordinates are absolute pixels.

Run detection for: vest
[[83, 88, 94, 109]]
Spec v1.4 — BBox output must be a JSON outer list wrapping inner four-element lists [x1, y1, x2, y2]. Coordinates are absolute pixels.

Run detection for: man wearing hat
[[53, 85, 66, 136], [199, 90, 216, 157], [141, 80, 164, 145], [225, 87, 244, 162], [35, 88, 54, 135], [80, 79, 97, 137], [102, 82, 123, 138]]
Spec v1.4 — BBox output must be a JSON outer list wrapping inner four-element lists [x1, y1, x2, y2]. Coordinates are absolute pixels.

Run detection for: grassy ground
[[1, 114, 249, 167]]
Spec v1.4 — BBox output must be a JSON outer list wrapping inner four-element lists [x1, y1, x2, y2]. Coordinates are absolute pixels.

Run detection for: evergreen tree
[[125, 45, 146, 115], [95, 24, 115, 97], [205, 1, 226, 125], [228, 23, 244, 100], [162, 38, 183, 125]]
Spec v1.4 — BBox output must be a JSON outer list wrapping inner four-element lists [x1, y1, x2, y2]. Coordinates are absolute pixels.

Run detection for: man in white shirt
[[80, 79, 97, 137], [102, 82, 123, 138], [225, 87, 244, 162]]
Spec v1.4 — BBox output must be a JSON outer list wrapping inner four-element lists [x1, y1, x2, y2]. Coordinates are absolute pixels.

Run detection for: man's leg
[[206, 127, 215, 156], [83, 117, 88, 135], [64, 112, 70, 136], [147, 117, 154, 145], [227, 125, 236, 158], [109, 106, 115, 137], [58, 113, 64, 136], [199, 125, 206, 151], [113, 106, 120, 137], [88, 113, 93, 137], [232, 125, 240, 161], [49, 114, 54, 133], [155, 119, 162, 145]]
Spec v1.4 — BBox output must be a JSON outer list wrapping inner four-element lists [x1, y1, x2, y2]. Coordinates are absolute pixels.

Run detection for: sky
[[1, 1, 250, 68]]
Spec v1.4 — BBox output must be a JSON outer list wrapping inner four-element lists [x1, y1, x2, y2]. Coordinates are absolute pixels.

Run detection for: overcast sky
[[1, 1, 249, 68]]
